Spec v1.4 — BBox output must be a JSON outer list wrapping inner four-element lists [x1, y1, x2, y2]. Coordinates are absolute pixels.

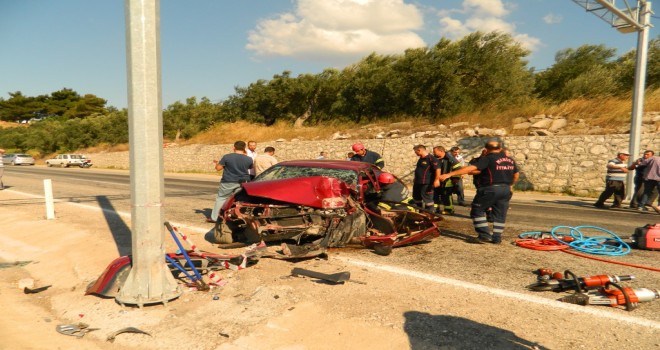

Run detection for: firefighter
[[432, 146, 461, 215], [372, 172, 413, 213], [412, 145, 441, 210], [438, 140, 519, 244], [350, 143, 385, 169]]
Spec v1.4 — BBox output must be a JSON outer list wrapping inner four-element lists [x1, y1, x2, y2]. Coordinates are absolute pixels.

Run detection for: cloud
[[246, 0, 426, 62], [543, 13, 563, 25], [438, 0, 541, 52], [462, 0, 509, 17]]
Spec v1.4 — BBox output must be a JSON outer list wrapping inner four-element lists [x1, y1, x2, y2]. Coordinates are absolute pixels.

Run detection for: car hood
[[241, 176, 351, 208]]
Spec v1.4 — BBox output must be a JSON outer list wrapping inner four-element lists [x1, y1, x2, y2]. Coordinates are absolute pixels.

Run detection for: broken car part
[[106, 327, 151, 342], [291, 267, 350, 284], [56, 323, 99, 338]]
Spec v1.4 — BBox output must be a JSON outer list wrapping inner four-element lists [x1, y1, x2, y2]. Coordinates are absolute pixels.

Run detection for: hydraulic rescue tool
[[528, 269, 634, 292], [528, 269, 659, 311]]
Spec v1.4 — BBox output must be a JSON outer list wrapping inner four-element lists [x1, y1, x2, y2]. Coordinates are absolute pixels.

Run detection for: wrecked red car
[[214, 160, 442, 255]]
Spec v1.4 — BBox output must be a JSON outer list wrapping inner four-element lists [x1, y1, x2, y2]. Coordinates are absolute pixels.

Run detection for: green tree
[[534, 44, 617, 101]]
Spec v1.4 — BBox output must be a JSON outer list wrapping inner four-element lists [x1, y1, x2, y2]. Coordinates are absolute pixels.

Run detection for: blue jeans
[[211, 182, 241, 221]]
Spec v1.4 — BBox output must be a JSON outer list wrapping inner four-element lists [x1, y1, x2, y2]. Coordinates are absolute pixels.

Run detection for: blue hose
[[519, 225, 631, 256]]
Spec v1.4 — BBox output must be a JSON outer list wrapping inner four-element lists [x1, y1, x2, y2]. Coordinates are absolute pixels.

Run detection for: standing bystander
[[438, 140, 519, 244], [209, 141, 253, 223], [0, 148, 5, 190], [594, 150, 630, 209], [412, 145, 440, 210], [629, 150, 658, 209], [246, 141, 258, 180], [253, 146, 278, 176], [631, 152, 660, 214]]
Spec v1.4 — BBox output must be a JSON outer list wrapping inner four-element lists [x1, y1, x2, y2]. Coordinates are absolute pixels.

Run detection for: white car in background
[[45, 154, 89, 168], [2, 153, 35, 166]]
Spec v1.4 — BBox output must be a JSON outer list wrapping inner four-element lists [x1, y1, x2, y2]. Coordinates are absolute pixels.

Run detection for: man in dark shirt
[[439, 140, 519, 244], [629, 150, 658, 209], [350, 143, 385, 169], [412, 145, 440, 210], [209, 141, 253, 223], [432, 146, 461, 215]]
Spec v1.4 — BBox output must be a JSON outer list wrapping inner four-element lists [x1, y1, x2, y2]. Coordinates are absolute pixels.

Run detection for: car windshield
[[255, 165, 357, 185], [16, 154, 31, 157]]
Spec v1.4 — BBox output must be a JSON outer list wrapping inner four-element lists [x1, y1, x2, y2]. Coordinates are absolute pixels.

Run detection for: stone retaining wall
[[89, 133, 658, 196]]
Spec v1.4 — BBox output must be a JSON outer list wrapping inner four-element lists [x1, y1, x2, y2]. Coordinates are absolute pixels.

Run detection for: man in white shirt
[[450, 146, 466, 206], [0, 148, 5, 190], [254, 147, 278, 176], [246, 140, 258, 180]]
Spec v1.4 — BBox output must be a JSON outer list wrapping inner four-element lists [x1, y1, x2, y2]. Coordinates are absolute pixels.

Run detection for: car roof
[[274, 159, 379, 172]]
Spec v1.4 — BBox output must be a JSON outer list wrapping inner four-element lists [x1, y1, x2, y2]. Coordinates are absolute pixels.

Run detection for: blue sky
[[1, 0, 657, 109]]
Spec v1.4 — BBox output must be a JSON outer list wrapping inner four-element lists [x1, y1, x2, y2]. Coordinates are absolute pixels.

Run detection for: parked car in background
[[214, 160, 443, 257], [2, 153, 35, 166], [45, 154, 90, 168]]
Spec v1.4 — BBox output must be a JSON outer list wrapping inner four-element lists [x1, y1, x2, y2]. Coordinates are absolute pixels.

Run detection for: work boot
[[466, 236, 490, 244]]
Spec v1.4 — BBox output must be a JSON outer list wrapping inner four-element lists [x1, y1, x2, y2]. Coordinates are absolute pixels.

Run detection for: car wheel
[[213, 221, 234, 244], [373, 243, 393, 256], [11, 161, 15, 166], [61, 163, 67, 168], [47, 162, 52, 167]]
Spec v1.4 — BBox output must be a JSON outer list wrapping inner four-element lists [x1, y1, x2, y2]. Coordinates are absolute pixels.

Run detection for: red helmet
[[378, 172, 395, 184], [352, 143, 365, 152]]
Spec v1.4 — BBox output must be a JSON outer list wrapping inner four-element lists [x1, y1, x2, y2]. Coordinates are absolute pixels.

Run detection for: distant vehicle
[[45, 154, 90, 168], [2, 153, 35, 166]]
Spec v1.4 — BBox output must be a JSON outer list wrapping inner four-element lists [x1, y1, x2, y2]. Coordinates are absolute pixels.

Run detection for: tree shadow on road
[[403, 311, 548, 350], [533, 198, 595, 209]]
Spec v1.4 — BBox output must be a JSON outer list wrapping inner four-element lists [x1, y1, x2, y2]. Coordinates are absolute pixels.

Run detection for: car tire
[[11, 161, 15, 166], [61, 163, 67, 168], [47, 162, 52, 167], [213, 221, 234, 244], [373, 243, 393, 256]]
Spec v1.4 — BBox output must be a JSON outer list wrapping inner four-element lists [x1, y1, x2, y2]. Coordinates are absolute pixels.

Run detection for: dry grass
[[184, 120, 357, 144], [185, 90, 660, 143], [0, 121, 27, 129]]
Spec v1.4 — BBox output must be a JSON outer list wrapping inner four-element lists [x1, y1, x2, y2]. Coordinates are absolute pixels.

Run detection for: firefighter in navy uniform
[[432, 146, 462, 215], [350, 143, 385, 169], [412, 145, 441, 210], [438, 140, 519, 244]]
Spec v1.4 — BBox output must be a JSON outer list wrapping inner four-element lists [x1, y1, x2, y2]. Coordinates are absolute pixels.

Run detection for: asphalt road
[[2, 165, 650, 238]]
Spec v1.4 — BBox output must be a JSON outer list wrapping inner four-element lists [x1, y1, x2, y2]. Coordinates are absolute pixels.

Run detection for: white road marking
[[336, 256, 660, 330], [3, 189, 209, 234]]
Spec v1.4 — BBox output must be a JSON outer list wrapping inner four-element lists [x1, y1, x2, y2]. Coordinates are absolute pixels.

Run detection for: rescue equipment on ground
[[528, 268, 659, 311], [631, 224, 660, 250]]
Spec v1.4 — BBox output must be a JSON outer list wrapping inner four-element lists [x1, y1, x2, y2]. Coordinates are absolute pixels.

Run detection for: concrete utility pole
[[572, 0, 653, 199], [116, 0, 182, 307]]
